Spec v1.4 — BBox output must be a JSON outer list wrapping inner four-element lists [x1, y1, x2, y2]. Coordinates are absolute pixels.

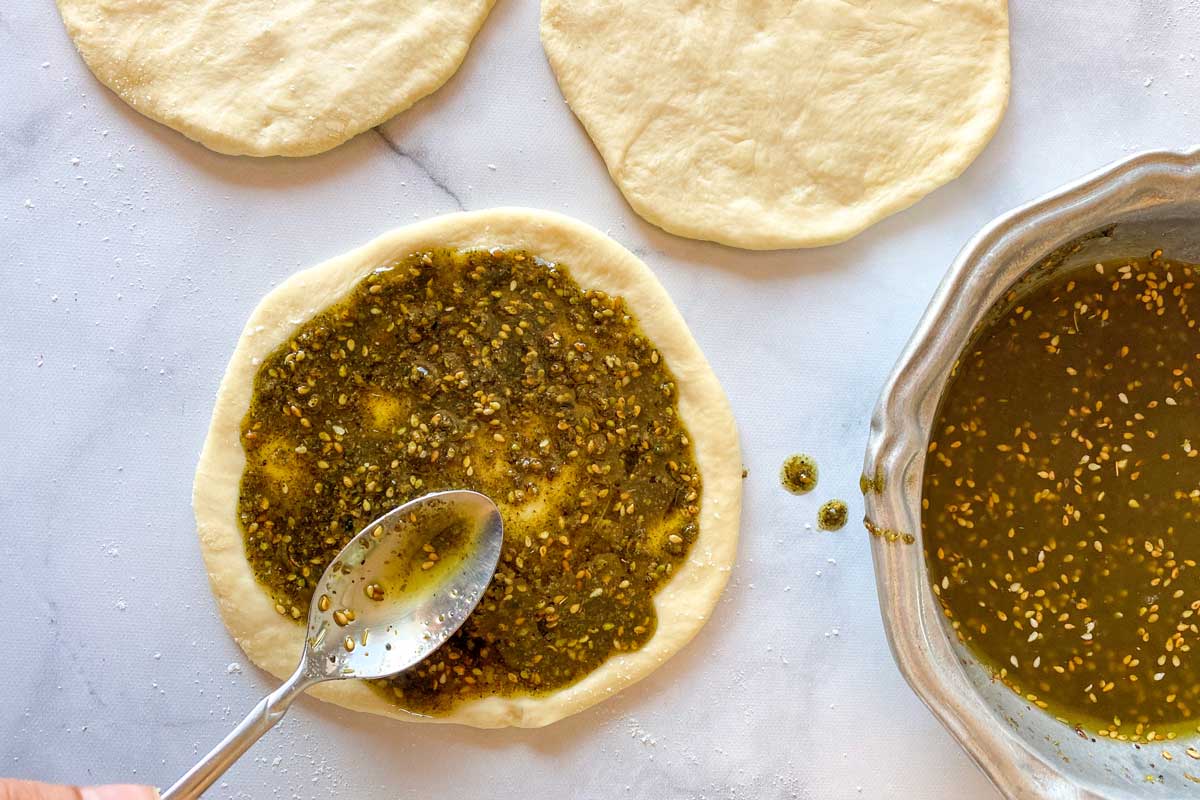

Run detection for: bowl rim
[[862, 147, 1200, 800]]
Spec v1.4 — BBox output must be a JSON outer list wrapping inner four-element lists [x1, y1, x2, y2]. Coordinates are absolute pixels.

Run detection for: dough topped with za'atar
[[194, 209, 742, 727], [541, 0, 1010, 250]]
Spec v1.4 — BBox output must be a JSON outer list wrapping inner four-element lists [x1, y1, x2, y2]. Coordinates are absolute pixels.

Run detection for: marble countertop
[[3, 2, 1199, 798]]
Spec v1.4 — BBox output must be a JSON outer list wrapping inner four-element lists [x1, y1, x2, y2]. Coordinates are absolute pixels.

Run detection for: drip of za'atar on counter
[[817, 500, 848, 532], [779, 453, 847, 532], [923, 250, 1200, 743], [237, 248, 703, 715], [780, 453, 818, 495]]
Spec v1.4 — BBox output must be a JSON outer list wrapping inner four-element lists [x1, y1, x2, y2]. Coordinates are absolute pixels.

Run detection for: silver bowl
[[862, 149, 1200, 800]]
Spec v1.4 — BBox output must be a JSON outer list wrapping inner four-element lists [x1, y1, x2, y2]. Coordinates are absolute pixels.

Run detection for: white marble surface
[[3, 2, 1200, 798]]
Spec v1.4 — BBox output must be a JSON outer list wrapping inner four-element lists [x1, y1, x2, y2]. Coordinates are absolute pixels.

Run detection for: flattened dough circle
[[540, 0, 1010, 250], [194, 208, 742, 727], [56, 0, 495, 157]]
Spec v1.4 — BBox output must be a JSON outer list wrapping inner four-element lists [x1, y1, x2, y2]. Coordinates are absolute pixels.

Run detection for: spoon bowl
[[162, 489, 504, 799], [303, 490, 504, 681]]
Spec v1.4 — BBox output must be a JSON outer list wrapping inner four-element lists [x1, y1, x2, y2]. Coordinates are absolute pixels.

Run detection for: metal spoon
[[161, 489, 504, 799]]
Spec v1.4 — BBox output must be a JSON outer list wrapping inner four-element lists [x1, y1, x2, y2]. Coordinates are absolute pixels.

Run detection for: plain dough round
[[56, 0, 495, 157], [540, 0, 1010, 250], [193, 208, 742, 727]]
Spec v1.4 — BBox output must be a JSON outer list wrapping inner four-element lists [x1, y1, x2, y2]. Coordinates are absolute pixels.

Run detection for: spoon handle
[[160, 665, 318, 799]]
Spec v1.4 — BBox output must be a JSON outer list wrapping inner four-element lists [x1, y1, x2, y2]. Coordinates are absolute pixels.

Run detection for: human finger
[[0, 779, 80, 800], [80, 788, 159, 800]]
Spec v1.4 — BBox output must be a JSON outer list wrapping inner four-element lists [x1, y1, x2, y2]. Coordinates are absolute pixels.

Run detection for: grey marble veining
[[2, 1, 1199, 798]]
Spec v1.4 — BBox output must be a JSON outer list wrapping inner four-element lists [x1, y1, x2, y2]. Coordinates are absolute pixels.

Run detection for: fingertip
[[79, 786, 159, 800]]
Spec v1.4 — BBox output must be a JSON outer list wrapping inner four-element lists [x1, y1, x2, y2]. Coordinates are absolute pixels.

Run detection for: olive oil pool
[[923, 252, 1200, 743]]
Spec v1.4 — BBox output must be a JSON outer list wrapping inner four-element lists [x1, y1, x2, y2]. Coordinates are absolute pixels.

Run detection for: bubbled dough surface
[[193, 208, 743, 728], [540, 0, 1010, 250], [55, 0, 495, 157]]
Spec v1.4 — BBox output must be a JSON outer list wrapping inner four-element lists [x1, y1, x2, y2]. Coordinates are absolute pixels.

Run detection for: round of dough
[[193, 208, 742, 727], [540, 0, 1010, 250], [56, 0, 495, 157]]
